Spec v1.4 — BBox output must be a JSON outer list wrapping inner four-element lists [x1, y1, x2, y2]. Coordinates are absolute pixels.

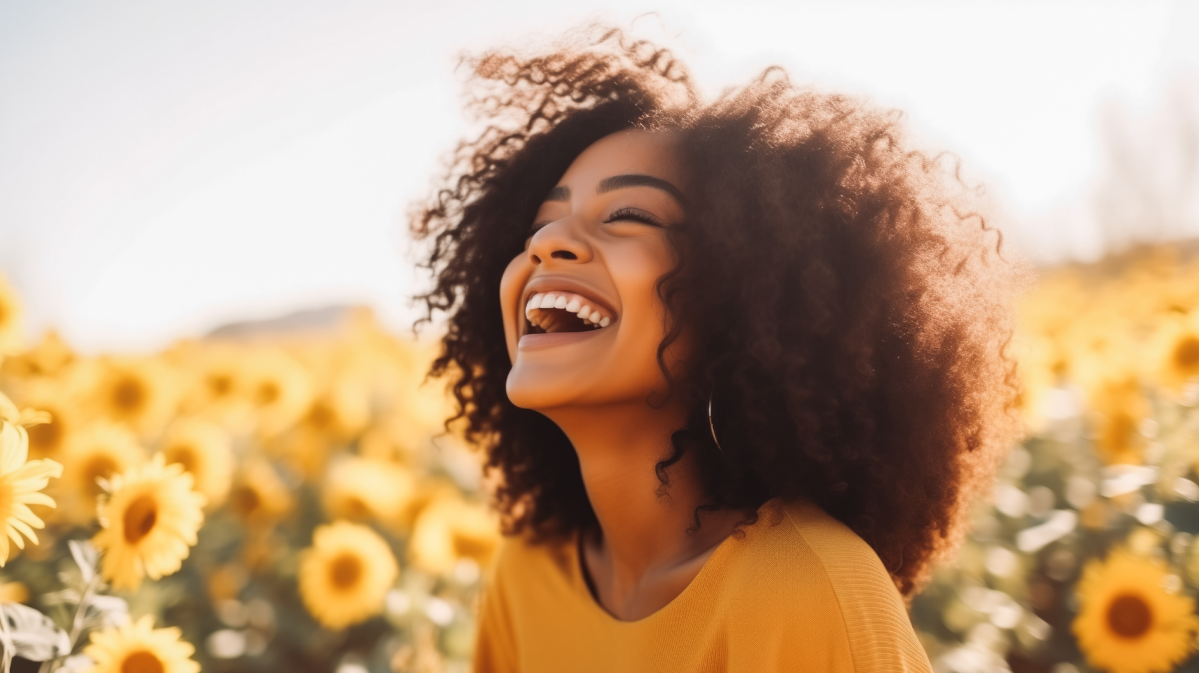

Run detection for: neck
[[542, 399, 740, 594]]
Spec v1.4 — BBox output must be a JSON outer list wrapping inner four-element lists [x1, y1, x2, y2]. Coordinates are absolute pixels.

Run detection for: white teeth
[[522, 290, 616, 328]]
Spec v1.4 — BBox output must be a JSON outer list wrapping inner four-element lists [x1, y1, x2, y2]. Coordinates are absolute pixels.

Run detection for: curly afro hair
[[411, 25, 1023, 599]]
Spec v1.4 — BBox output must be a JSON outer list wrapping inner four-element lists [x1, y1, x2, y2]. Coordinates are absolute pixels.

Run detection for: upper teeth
[[525, 291, 612, 327]]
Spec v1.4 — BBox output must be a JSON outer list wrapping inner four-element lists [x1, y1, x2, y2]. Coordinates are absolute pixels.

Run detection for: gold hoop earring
[[707, 389, 723, 454]]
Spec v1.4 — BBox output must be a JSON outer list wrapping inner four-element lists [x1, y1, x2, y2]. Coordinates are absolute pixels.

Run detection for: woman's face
[[500, 129, 689, 411]]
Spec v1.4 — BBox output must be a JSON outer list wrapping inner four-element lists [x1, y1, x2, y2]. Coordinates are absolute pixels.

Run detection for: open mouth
[[524, 291, 614, 335]]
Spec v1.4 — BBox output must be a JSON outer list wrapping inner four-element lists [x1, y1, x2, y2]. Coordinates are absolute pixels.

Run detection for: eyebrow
[[541, 174, 687, 207]]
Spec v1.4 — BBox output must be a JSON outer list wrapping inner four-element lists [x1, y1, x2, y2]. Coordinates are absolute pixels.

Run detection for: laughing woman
[[413, 26, 1021, 673]]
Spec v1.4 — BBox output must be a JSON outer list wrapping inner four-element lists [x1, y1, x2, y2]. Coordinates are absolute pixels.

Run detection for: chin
[[505, 368, 571, 410], [506, 363, 618, 411]]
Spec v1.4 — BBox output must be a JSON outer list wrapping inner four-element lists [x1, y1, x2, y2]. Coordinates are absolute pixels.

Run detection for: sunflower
[[298, 520, 398, 630], [16, 386, 78, 460], [81, 614, 199, 673], [1147, 313, 1199, 391], [0, 395, 63, 565], [243, 348, 313, 437], [1073, 547, 1199, 673], [0, 275, 25, 356], [158, 418, 232, 509], [0, 580, 29, 603], [358, 419, 425, 465], [0, 330, 74, 381], [1088, 377, 1147, 465], [178, 343, 251, 430], [323, 456, 416, 524], [302, 380, 371, 442], [87, 357, 178, 437], [227, 457, 293, 524], [266, 423, 333, 481], [92, 453, 206, 591], [26, 406, 71, 462], [1010, 332, 1062, 431], [409, 492, 500, 576], [57, 423, 145, 522]]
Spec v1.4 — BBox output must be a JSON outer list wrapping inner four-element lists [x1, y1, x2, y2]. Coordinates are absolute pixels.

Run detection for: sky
[[1, 0, 1197, 352]]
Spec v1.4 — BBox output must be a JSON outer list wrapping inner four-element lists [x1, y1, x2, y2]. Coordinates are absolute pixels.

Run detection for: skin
[[499, 129, 750, 622]]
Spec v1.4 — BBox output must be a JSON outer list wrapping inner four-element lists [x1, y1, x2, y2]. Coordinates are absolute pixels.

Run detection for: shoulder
[[729, 497, 900, 597], [727, 498, 932, 672], [474, 531, 581, 673], [490, 529, 574, 576], [770, 497, 902, 599], [485, 529, 578, 605]]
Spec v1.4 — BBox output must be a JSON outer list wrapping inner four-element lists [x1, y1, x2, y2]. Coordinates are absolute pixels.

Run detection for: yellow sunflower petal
[[91, 453, 205, 591], [82, 614, 200, 673], [1074, 548, 1199, 673], [298, 520, 399, 630]]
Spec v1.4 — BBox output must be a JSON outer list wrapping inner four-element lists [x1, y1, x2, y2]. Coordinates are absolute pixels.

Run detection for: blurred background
[[3, 2, 1199, 673], [1, 0, 1197, 351]]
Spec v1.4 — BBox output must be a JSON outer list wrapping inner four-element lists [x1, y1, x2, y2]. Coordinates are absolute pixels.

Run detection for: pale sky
[[1, 0, 1197, 352]]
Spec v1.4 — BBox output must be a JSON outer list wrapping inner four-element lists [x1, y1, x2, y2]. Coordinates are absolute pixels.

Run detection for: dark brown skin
[[500, 129, 748, 620]]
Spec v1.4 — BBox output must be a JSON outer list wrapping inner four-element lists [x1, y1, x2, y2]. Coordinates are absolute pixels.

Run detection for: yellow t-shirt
[[472, 497, 933, 672]]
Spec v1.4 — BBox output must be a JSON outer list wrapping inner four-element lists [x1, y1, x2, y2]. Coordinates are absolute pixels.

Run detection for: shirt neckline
[[568, 502, 776, 626]]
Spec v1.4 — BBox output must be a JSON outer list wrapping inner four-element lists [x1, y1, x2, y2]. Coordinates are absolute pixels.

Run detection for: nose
[[526, 217, 592, 265]]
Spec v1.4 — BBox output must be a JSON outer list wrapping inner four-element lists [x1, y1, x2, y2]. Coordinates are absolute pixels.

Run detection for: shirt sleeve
[[780, 503, 934, 673], [810, 543, 932, 673], [472, 540, 519, 673]]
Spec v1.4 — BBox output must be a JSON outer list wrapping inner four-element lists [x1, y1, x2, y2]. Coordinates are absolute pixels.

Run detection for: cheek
[[615, 237, 674, 318], [499, 255, 529, 360], [610, 240, 678, 361]]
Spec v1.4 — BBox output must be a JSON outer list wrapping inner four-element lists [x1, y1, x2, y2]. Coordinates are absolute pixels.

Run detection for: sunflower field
[[911, 243, 1199, 673], [0, 279, 497, 673], [4, 242, 1199, 673]]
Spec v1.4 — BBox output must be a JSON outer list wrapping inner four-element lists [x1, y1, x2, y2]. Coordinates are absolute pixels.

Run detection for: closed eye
[[603, 207, 664, 227]]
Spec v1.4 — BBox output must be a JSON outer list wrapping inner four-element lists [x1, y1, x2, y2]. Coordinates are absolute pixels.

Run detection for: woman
[[413, 26, 1021, 672]]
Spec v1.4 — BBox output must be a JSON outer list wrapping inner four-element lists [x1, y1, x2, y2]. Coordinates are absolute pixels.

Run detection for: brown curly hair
[[411, 25, 1023, 599]]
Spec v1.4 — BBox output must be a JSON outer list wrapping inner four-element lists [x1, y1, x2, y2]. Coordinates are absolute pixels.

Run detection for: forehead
[[557, 129, 685, 187]]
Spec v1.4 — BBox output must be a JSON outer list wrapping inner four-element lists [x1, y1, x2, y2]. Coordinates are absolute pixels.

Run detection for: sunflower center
[[329, 553, 363, 590], [208, 373, 233, 397], [123, 494, 159, 544], [1099, 411, 1138, 457], [83, 455, 119, 495], [165, 445, 197, 475], [342, 496, 371, 520], [257, 382, 280, 406], [113, 377, 146, 413], [121, 650, 164, 673], [231, 485, 261, 518], [1175, 336, 1199, 372], [307, 402, 333, 430], [27, 417, 63, 455], [1107, 593, 1153, 638]]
